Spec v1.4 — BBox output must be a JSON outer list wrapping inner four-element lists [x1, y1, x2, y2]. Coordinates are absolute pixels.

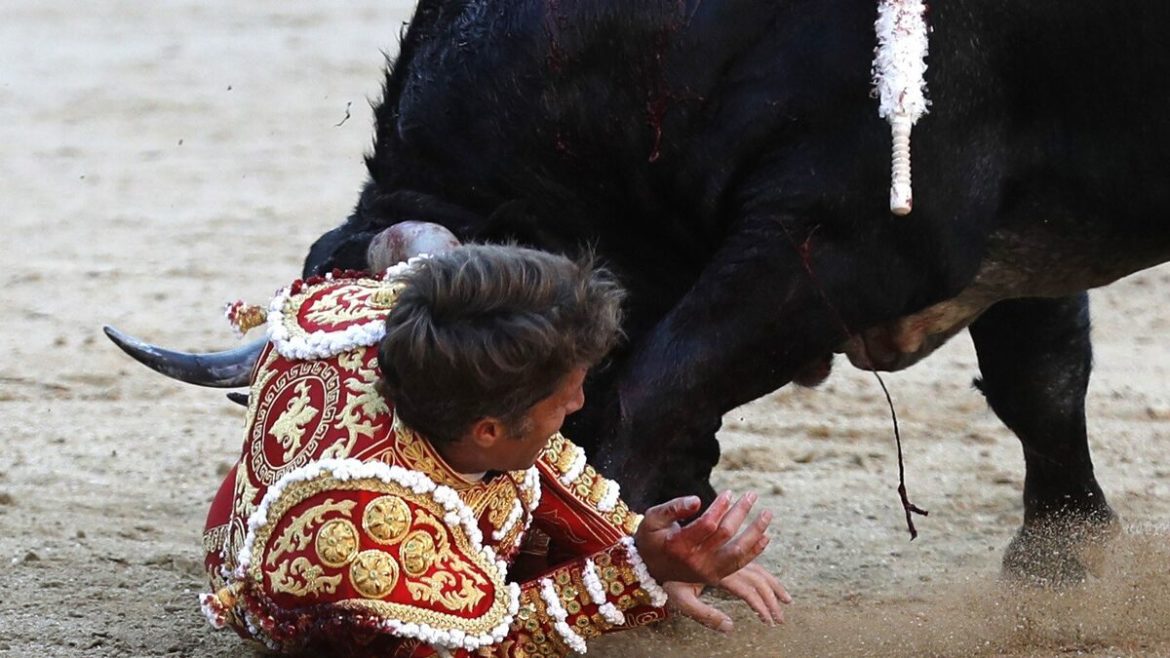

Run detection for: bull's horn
[[103, 325, 264, 388]]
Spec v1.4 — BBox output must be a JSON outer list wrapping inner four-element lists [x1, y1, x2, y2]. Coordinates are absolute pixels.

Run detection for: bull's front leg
[[589, 213, 926, 511], [968, 295, 1119, 584]]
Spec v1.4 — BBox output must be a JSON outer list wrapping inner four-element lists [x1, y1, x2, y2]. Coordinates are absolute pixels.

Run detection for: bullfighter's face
[[493, 365, 588, 471]]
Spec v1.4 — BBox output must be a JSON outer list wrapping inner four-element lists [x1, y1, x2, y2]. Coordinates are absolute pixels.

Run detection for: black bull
[[109, 1, 1170, 582]]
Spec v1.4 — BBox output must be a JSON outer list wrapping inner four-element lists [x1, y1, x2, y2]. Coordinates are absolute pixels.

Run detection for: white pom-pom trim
[[583, 559, 626, 626], [492, 499, 525, 541], [267, 254, 433, 361], [540, 578, 588, 654], [199, 593, 229, 629], [522, 466, 542, 513], [379, 253, 432, 280], [596, 480, 620, 513], [266, 285, 386, 361], [620, 537, 669, 608], [559, 446, 587, 486]]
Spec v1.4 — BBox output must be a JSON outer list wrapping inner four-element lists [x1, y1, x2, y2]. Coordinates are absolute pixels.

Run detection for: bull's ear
[[302, 222, 378, 277]]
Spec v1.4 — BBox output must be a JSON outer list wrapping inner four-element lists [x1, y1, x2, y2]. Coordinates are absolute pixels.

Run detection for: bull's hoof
[[1001, 513, 1120, 586]]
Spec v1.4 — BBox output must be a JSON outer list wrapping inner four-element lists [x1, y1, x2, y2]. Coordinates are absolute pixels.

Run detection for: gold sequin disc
[[363, 495, 413, 545], [350, 550, 400, 599]]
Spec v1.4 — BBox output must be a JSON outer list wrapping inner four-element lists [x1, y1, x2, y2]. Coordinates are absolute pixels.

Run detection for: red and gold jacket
[[200, 267, 668, 657]]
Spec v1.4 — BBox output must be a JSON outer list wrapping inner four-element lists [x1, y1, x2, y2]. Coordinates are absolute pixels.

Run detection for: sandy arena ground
[[2, 2, 1169, 656]]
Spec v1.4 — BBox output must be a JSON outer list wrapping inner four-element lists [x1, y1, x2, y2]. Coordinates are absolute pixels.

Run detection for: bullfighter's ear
[[466, 417, 507, 449]]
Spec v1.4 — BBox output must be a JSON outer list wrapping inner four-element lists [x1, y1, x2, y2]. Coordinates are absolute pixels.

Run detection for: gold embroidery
[[350, 550, 401, 599], [250, 472, 513, 636], [270, 556, 344, 597], [405, 570, 486, 613], [249, 360, 341, 483], [393, 419, 452, 486], [335, 349, 365, 374], [514, 587, 574, 657], [323, 351, 389, 460], [595, 553, 639, 602], [485, 485, 515, 530], [415, 510, 482, 576], [304, 285, 382, 326], [267, 498, 357, 566], [457, 475, 524, 546], [389, 417, 536, 555], [244, 348, 281, 429], [587, 471, 608, 505], [224, 518, 246, 574], [392, 415, 534, 519], [363, 495, 412, 545], [270, 381, 321, 462], [554, 446, 576, 475], [619, 508, 640, 535], [400, 530, 436, 577], [232, 467, 250, 516], [274, 279, 400, 349], [316, 519, 359, 567], [402, 509, 489, 612], [459, 486, 487, 515], [230, 472, 260, 563], [202, 524, 228, 555], [236, 348, 279, 524], [540, 434, 639, 532], [370, 283, 404, 308]]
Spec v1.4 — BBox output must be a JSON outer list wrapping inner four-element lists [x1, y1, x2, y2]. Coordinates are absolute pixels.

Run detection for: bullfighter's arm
[[462, 540, 668, 657], [390, 436, 669, 657], [452, 434, 671, 656]]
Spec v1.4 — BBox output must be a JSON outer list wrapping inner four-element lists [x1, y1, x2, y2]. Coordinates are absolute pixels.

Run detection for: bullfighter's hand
[[634, 490, 772, 585], [664, 563, 791, 633]]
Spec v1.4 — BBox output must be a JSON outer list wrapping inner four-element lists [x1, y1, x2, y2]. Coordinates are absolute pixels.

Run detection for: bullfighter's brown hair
[[378, 244, 624, 446]]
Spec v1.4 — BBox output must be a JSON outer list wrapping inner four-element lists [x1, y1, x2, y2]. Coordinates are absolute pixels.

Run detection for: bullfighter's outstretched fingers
[[766, 565, 792, 605], [672, 490, 734, 547], [718, 563, 788, 625], [717, 509, 773, 573], [720, 570, 772, 625], [638, 495, 703, 534], [740, 562, 790, 623], [696, 491, 758, 554], [662, 582, 734, 634]]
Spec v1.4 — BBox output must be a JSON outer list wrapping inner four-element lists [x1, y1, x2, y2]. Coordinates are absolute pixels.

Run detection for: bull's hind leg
[[968, 294, 1118, 584]]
